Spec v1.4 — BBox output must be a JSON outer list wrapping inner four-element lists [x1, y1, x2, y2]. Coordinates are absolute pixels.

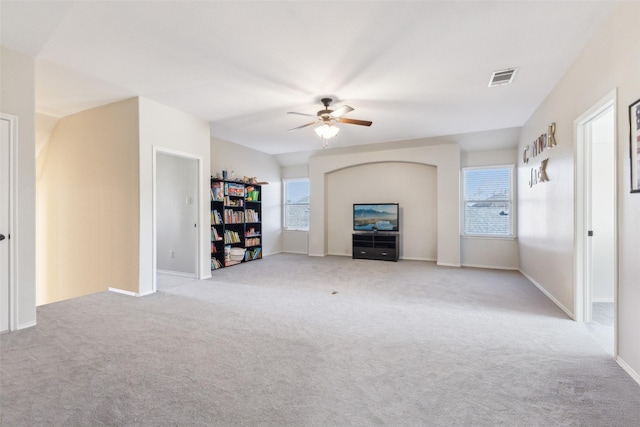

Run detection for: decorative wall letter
[[525, 123, 556, 188]]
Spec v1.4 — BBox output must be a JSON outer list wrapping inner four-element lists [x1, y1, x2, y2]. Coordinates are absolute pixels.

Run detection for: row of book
[[245, 248, 262, 261], [211, 257, 223, 270], [245, 237, 260, 247], [211, 227, 222, 241], [211, 210, 223, 225], [210, 183, 223, 202], [224, 230, 241, 244], [224, 209, 244, 224], [245, 209, 259, 223]]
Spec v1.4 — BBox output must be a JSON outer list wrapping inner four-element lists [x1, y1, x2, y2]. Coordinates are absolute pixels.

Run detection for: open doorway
[[0, 114, 16, 333], [575, 91, 617, 356], [154, 150, 199, 291]]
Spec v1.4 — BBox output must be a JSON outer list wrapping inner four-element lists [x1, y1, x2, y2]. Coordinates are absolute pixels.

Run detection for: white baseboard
[[108, 287, 146, 297], [519, 269, 575, 320], [156, 269, 195, 278], [138, 290, 156, 297], [616, 356, 640, 386], [437, 262, 461, 267], [462, 263, 519, 271], [17, 320, 37, 330], [401, 256, 437, 262]]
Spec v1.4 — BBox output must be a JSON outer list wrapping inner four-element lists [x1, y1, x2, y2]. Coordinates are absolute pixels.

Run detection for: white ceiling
[[1, 1, 617, 155]]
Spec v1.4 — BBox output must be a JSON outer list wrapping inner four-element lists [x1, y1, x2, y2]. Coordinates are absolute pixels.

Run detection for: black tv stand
[[352, 233, 399, 262]]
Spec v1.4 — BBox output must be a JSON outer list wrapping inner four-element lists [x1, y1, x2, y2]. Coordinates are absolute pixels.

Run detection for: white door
[[0, 116, 11, 332]]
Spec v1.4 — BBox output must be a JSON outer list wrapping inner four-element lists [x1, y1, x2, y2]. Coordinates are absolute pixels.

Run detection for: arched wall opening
[[326, 162, 437, 260], [308, 142, 461, 266]]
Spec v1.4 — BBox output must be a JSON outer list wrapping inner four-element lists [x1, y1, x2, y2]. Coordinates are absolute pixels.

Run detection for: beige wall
[[36, 98, 140, 304], [0, 46, 36, 328], [309, 141, 461, 266], [326, 162, 437, 260], [518, 3, 640, 381]]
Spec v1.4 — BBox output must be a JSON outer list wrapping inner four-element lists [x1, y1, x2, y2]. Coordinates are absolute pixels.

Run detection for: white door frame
[[151, 146, 202, 293], [574, 90, 617, 349], [1, 113, 18, 331]]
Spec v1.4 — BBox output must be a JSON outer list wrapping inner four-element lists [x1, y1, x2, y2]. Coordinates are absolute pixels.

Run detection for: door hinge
[[588, 230, 594, 237]]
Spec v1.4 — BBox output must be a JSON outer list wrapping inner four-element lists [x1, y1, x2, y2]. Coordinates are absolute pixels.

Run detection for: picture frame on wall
[[630, 97, 640, 193]]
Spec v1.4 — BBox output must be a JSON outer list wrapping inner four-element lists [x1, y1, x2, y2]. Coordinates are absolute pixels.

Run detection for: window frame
[[462, 165, 515, 239], [283, 178, 310, 231]]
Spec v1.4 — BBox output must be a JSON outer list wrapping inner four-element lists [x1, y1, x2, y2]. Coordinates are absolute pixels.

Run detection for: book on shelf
[[211, 227, 221, 241], [211, 209, 223, 225], [224, 230, 241, 244], [211, 181, 223, 201], [211, 257, 223, 270], [224, 209, 244, 224], [245, 209, 259, 222], [245, 237, 260, 247], [244, 247, 262, 261]]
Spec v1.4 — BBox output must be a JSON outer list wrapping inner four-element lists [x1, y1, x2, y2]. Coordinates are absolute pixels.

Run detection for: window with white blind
[[463, 166, 514, 237], [283, 178, 309, 231]]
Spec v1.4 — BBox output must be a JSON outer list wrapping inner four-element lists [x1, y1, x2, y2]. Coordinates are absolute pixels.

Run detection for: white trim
[[462, 235, 517, 241], [400, 256, 438, 262], [283, 178, 310, 231], [152, 146, 203, 295], [462, 263, 519, 271], [16, 320, 36, 330], [573, 89, 618, 358], [592, 298, 614, 303], [156, 269, 196, 278], [616, 356, 640, 386], [1, 113, 19, 331], [108, 287, 157, 298], [437, 262, 462, 268], [281, 250, 308, 255], [520, 269, 575, 320], [108, 287, 139, 297], [461, 164, 515, 238]]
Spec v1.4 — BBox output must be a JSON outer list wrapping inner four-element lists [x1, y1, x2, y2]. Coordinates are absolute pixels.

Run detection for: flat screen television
[[353, 203, 399, 232]]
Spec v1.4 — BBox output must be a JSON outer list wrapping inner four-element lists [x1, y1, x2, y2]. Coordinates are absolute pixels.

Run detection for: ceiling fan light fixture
[[315, 123, 339, 139]]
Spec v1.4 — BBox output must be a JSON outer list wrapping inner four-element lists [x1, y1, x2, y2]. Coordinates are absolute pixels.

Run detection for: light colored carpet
[[585, 302, 614, 356], [1, 254, 639, 426]]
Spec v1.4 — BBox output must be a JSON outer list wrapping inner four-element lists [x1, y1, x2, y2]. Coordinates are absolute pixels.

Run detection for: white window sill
[[462, 234, 516, 241]]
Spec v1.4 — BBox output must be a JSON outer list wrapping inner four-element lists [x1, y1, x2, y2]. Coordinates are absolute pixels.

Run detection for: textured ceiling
[[0, 1, 617, 154]]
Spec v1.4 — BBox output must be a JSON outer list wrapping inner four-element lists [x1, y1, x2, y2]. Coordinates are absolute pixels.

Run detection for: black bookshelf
[[211, 178, 262, 269]]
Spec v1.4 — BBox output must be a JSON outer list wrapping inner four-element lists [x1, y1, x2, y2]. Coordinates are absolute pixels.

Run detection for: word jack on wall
[[523, 122, 557, 188]]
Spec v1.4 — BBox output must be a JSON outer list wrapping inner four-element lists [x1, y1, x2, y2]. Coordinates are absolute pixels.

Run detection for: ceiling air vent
[[488, 68, 517, 87]]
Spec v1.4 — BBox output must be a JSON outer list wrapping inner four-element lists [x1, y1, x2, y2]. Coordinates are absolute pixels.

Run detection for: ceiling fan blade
[[287, 121, 318, 132], [287, 111, 318, 117], [337, 117, 372, 127], [329, 105, 354, 118]]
